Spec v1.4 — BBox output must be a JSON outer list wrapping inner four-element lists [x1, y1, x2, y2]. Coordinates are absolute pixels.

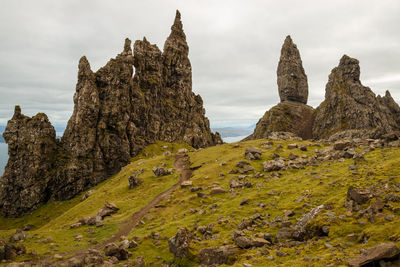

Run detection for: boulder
[[347, 187, 372, 205], [168, 227, 193, 258], [348, 243, 400, 267], [104, 243, 129, 260], [198, 245, 238, 265], [9, 230, 28, 243], [152, 165, 172, 177], [210, 187, 226, 195], [233, 230, 269, 249], [263, 159, 285, 172], [97, 202, 119, 219], [292, 205, 326, 241], [245, 146, 262, 160], [180, 181, 193, 188]]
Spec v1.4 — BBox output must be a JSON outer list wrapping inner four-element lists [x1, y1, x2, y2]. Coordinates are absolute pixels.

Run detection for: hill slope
[[1, 137, 400, 266]]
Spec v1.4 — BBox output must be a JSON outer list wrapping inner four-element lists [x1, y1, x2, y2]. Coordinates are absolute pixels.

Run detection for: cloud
[[0, 0, 399, 127]]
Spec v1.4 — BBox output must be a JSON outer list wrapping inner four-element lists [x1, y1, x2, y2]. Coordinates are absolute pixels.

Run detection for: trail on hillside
[[94, 152, 192, 249], [27, 152, 192, 265]]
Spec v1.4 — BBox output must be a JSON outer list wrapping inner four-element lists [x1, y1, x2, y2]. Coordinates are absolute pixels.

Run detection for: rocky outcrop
[[0, 10, 221, 217], [348, 243, 400, 267], [168, 227, 193, 258], [249, 36, 314, 140], [0, 106, 58, 216], [278, 35, 309, 104], [251, 101, 314, 140], [313, 55, 400, 139]]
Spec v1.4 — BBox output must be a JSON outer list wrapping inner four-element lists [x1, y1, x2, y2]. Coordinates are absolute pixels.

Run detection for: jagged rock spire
[[277, 35, 309, 104]]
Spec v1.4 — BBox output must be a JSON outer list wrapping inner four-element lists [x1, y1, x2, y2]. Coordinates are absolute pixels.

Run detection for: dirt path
[[26, 152, 192, 265], [94, 152, 192, 249]]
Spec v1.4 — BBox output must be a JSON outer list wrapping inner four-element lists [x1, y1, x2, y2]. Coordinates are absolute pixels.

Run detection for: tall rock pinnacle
[[277, 35, 309, 104], [0, 11, 221, 217]]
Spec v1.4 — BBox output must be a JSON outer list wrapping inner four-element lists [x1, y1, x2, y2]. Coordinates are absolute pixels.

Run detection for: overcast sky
[[0, 0, 399, 128]]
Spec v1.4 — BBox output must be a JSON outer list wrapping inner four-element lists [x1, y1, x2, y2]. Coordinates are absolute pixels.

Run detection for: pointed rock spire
[[13, 105, 21, 118], [78, 56, 93, 79], [277, 35, 309, 104], [337, 55, 360, 83], [170, 10, 186, 39]]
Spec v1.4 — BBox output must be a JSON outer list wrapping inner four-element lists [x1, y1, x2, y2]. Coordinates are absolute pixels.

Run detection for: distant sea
[[0, 143, 8, 176], [223, 135, 247, 143]]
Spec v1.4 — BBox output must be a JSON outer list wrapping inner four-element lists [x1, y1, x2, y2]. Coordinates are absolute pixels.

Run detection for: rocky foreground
[[0, 11, 222, 217], [1, 134, 400, 266]]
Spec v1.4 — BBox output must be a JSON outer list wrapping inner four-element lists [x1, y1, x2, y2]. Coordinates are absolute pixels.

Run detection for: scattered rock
[[245, 146, 262, 160], [104, 243, 129, 260], [210, 187, 226, 195], [168, 227, 193, 258], [233, 230, 269, 249], [348, 243, 400, 267], [347, 187, 372, 205], [152, 164, 173, 177], [292, 205, 326, 240], [198, 245, 238, 265], [263, 159, 285, 172], [180, 181, 193, 188], [97, 202, 119, 219], [9, 230, 28, 243]]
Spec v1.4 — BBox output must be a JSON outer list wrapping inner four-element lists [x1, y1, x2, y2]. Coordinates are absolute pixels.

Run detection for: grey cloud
[[0, 0, 399, 128]]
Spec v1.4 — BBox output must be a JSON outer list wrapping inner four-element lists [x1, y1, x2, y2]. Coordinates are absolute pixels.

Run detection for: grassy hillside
[[1, 138, 400, 266]]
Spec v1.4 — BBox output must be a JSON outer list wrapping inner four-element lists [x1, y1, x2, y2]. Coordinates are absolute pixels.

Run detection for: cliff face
[[250, 36, 315, 140], [0, 10, 221, 217], [312, 55, 400, 139]]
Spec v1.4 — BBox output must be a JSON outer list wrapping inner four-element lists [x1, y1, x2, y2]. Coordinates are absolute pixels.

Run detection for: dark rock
[[168, 227, 193, 258], [313, 55, 400, 139], [0, 10, 221, 217], [9, 230, 28, 243], [251, 102, 314, 140], [347, 187, 372, 205], [277, 35, 309, 104], [348, 243, 400, 267], [245, 146, 262, 160], [333, 140, 351, 150], [97, 202, 119, 219], [104, 243, 129, 260], [152, 165, 172, 177], [198, 245, 238, 265], [128, 169, 144, 189]]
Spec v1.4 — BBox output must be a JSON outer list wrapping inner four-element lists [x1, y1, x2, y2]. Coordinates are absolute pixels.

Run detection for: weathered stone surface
[[0, 11, 221, 217], [9, 230, 28, 243], [0, 106, 58, 217], [348, 243, 400, 267], [292, 205, 326, 241], [245, 146, 262, 160], [263, 159, 285, 172], [152, 165, 172, 177], [104, 243, 129, 260], [97, 202, 119, 219], [233, 230, 269, 249], [168, 227, 193, 258], [250, 101, 315, 141], [277, 35, 309, 104], [198, 245, 238, 265], [313, 55, 400, 139], [347, 187, 372, 205]]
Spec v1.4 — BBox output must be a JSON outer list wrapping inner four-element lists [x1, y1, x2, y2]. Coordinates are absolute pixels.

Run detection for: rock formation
[[278, 35, 309, 104], [313, 55, 400, 139], [0, 10, 222, 217], [249, 36, 315, 140]]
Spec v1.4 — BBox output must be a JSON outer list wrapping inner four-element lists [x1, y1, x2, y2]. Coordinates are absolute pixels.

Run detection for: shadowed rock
[[0, 11, 222, 217]]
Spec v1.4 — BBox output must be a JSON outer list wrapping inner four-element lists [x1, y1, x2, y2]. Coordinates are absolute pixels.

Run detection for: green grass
[[1, 139, 400, 266]]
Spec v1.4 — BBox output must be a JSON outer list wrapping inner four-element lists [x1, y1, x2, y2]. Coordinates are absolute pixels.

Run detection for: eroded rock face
[[0, 10, 221, 217], [168, 227, 193, 258], [249, 36, 314, 141], [313, 55, 400, 139], [0, 106, 58, 217], [251, 101, 314, 140], [278, 35, 308, 104]]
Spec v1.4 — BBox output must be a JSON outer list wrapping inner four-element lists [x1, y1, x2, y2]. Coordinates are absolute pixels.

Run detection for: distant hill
[[212, 125, 254, 138]]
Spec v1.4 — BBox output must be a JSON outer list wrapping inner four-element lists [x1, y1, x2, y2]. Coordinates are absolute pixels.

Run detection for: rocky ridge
[[0, 10, 222, 217], [250, 37, 400, 142]]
